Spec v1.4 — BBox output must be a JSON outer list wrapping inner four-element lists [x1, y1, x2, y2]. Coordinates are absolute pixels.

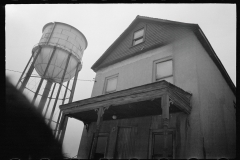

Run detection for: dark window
[[152, 132, 174, 159], [95, 136, 108, 159], [90, 134, 109, 159]]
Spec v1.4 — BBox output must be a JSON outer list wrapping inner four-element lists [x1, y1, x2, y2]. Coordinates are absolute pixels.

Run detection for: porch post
[[90, 107, 104, 159], [57, 62, 80, 143], [59, 113, 68, 144], [161, 93, 170, 158]]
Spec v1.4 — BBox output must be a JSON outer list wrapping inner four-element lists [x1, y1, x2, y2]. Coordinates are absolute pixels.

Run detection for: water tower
[[16, 22, 88, 142]]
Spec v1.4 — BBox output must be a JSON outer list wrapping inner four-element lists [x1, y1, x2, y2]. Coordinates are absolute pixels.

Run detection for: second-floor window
[[104, 74, 118, 94], [132, 28, 145, 46], [153, 58, 173, 84]]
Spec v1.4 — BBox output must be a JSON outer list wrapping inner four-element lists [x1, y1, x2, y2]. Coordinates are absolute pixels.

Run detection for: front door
[[149, 129, 175, 159], [114, 127, 134, 159]]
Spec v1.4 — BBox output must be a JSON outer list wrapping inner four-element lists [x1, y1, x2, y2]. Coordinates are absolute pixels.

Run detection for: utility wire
[[6, 68, 95, 82]]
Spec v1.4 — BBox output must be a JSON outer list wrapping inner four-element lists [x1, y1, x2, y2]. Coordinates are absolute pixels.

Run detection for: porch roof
[[59, 80, 192, 124]]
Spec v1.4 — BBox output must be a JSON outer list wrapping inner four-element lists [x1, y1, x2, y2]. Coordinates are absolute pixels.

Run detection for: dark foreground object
[[4, 78, 64, 159]]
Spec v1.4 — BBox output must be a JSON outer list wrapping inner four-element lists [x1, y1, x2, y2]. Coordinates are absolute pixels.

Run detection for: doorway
[[114, 127, 135, 159], [149, 129, 175, 159]]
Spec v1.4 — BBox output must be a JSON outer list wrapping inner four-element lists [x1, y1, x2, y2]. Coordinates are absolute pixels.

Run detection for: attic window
[[132, 28, 145, 46]]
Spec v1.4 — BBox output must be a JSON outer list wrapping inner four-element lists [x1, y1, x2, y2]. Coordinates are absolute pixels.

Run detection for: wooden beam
[[161, 94, 170, 158], [63, 90, 165, 115], [89, 107, 104, 159], [167, 91, 191, 114], [60, 81, 170, 110]]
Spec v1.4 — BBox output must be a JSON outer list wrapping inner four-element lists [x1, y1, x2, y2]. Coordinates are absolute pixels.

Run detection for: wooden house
[[58, 15, 236, 159]]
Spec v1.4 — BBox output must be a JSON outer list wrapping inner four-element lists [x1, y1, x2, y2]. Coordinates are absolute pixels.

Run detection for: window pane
[[157, 76, 173, 84], [96, 136, 108, 154], [133, 38, 143, 45], [167, 134, 173, 157], [152, 133, 173, 158], [95, 136, 108, 159], [106, 77, 117, 92], [153, 134, 164, 154], [134, 29, 144, 39], [156, 60, 172, 79]]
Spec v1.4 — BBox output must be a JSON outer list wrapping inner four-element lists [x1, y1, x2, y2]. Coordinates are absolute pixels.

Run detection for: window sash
[[133, 38, 144, 46], [105, 76, 118, 93], [89, 133, 109, 159], [134, 29, 144, 39], [132, 28, 145, 46], [156, 60, 173, 79], [152, 133, 173, 158], [96, 136, 108, 155]]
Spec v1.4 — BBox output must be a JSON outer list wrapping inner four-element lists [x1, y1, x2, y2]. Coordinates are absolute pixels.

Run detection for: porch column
[[90, 106, 109, 159], [161, 94, 170, 158], [59, 113, 68, 144]]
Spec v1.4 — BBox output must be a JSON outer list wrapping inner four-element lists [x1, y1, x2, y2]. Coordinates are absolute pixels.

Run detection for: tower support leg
[[38, 80, 53, 114], [32, 47, 56, 105], [57, 62, 81, 143], [19, 47, 42, 93], [48, 53, 71, 126]]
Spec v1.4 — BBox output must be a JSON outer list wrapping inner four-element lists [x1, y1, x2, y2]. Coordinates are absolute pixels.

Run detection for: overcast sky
[[6, 4, 236, 158]]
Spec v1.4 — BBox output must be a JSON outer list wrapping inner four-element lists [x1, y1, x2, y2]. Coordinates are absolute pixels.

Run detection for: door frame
[[88, 132, 110, 159], [113, 126, 136, 159], [148, 128, 176, 159]]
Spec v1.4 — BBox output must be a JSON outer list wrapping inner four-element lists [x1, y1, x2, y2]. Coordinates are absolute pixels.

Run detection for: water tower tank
[[32, 22, 88, 83]]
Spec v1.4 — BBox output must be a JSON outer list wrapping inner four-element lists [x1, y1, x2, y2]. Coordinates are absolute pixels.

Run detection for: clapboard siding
[[96, 22, 193, 71], [99, 22, 146, 67]]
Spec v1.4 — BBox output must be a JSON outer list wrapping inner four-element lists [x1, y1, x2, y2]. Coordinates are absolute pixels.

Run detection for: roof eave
[[91, 15, 197, 72], [91, 15, 140, 72]]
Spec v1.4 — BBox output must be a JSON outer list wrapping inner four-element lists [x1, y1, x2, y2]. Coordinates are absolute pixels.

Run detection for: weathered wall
[[172, 32, 236, 158], [172, 33, 204, 158], [80, 28, 235, 159], [193, 33, 236, 158], [97, 22, 191, 70], [78, 113, 188, 159], [91, 44, 173, 97]]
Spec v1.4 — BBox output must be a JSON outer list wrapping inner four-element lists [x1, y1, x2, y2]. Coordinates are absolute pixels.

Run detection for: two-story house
[[58, 15, 236, 159]]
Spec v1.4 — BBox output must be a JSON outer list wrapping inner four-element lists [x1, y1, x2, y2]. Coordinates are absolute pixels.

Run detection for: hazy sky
[[6, 4, 236, 158]]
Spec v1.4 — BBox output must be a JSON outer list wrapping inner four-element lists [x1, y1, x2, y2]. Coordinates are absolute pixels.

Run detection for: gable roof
[[91, 15, 235, 95]]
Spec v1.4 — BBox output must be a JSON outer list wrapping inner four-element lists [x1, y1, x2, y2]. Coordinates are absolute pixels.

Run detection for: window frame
[[89, 132, 110, 159], [131, 26, 146, 47], [152, 56, 174, 84], [103, 74, 119, 94], [148, 129, 176, 159]]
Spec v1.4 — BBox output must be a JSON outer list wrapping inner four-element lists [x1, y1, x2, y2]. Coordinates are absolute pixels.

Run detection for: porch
[[59, 80, 192, 159]]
